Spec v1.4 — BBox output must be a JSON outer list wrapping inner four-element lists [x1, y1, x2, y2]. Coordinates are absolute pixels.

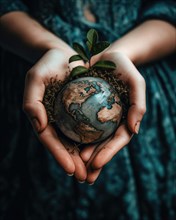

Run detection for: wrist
[[47, 41, 75, 55], [37, 39, 76, 60], [105, 45, 137, 65]]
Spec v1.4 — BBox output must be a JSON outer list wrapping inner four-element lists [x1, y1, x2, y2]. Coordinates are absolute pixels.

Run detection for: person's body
[[0, 1, 175, 219]]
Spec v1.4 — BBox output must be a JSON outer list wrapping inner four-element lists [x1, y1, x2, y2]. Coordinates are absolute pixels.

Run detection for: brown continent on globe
[[43, 29, 129, 144]]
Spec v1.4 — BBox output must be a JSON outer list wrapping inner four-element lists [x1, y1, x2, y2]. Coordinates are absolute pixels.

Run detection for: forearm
[[108, 20, 176, 65], [0, 11, 75, 63]]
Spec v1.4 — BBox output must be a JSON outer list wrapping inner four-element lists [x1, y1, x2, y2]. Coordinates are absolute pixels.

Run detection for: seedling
[[69, 29, 116, 78]]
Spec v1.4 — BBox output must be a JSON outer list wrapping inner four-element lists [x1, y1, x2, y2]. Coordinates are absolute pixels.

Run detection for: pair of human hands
[[23, 48, 146, 184]]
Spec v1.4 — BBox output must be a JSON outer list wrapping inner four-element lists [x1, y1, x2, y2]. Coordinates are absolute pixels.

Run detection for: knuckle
[[93, 160, 101, 169], [26, 68, 42, 82], [22, 102, 33, 114], [140, 76, 146, 88], [138, 106, 146, 115], [114, 133, 130, 145], [137, 75, 146, 86], [26, 69, 36, 81]]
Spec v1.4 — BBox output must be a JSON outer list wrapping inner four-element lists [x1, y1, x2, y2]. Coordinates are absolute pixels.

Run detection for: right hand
[[23, 49, 87, 182], [80, 51, 146, 184]]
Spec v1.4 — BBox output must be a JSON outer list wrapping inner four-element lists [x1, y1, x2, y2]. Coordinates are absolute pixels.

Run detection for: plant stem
[[89, 56, 92, 68]]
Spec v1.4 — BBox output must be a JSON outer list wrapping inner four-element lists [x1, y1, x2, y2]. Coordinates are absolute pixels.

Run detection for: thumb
[[23, 70, 48, 133], [127, 104, 146, 134], [23, 101, 48, 133], [127, 77, 146, 134]]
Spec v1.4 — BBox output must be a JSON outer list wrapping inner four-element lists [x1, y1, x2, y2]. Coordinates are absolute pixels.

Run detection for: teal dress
[[0, 1, 176, 220]]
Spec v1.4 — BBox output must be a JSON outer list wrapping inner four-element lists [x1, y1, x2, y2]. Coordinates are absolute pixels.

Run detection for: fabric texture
[[0, 1, 176, 220], [0, 0, 28, 16]]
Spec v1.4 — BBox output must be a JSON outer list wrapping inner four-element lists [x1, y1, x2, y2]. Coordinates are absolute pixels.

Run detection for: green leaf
[[92, 41, 110, 56], [86, 41, 92, 52], [87, 29, 98, 46], [70, 66, 88, 78], [69, 55, 83, 63], [73, 43, 89, 62], [92, 60, 116, 70]]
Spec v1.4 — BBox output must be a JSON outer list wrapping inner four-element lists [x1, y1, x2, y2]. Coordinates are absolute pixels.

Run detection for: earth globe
[[54, 77, 122, 144]]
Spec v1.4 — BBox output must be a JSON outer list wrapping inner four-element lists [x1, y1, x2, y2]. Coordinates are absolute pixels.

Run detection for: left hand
[[23, 49, 88, 182], [80, 51, 146, 184]]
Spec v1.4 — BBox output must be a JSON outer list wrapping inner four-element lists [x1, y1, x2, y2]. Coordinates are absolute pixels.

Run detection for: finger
[[85, 137, 111, 167], [86, 167, 102, 185], [39, 125, 75, 175], [127, 75, 146, 134], [60, 139, 87, 182], [80, 144, 98, 163], [91, 124, 133, 170], [23, 70, 47, 132], [115, 55, 146, 134], [85, 139, 111, 184], [71, 152, 87, 182]]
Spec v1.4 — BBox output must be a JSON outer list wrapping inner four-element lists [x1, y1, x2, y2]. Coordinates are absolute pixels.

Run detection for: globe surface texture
[[54, 77, 122, 144]]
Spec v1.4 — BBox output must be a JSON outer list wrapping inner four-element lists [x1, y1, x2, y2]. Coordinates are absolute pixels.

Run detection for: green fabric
[[0, 1, 176, 220]]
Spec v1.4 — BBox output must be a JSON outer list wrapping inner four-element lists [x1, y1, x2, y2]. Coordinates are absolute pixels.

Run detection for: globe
[[54, 77, 122, 144]]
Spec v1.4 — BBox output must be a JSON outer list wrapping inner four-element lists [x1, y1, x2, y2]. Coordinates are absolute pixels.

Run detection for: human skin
[[0, 12, 175, 184]]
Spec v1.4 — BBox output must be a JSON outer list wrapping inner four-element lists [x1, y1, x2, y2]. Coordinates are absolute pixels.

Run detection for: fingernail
[[67, 173, 74, 176], [78, 180, 85, 184], [88, 182, 94, 186], [32, 118, 40, 132], [134, 121, 140, 134]]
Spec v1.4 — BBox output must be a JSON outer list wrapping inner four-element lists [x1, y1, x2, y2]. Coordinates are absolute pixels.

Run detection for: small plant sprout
[[69, 29, 116, 78]]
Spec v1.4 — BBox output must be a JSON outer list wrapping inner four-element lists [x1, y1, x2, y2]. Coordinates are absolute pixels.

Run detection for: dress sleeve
[[0, 0, 28, 17], [139, 0, 176, 26]]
